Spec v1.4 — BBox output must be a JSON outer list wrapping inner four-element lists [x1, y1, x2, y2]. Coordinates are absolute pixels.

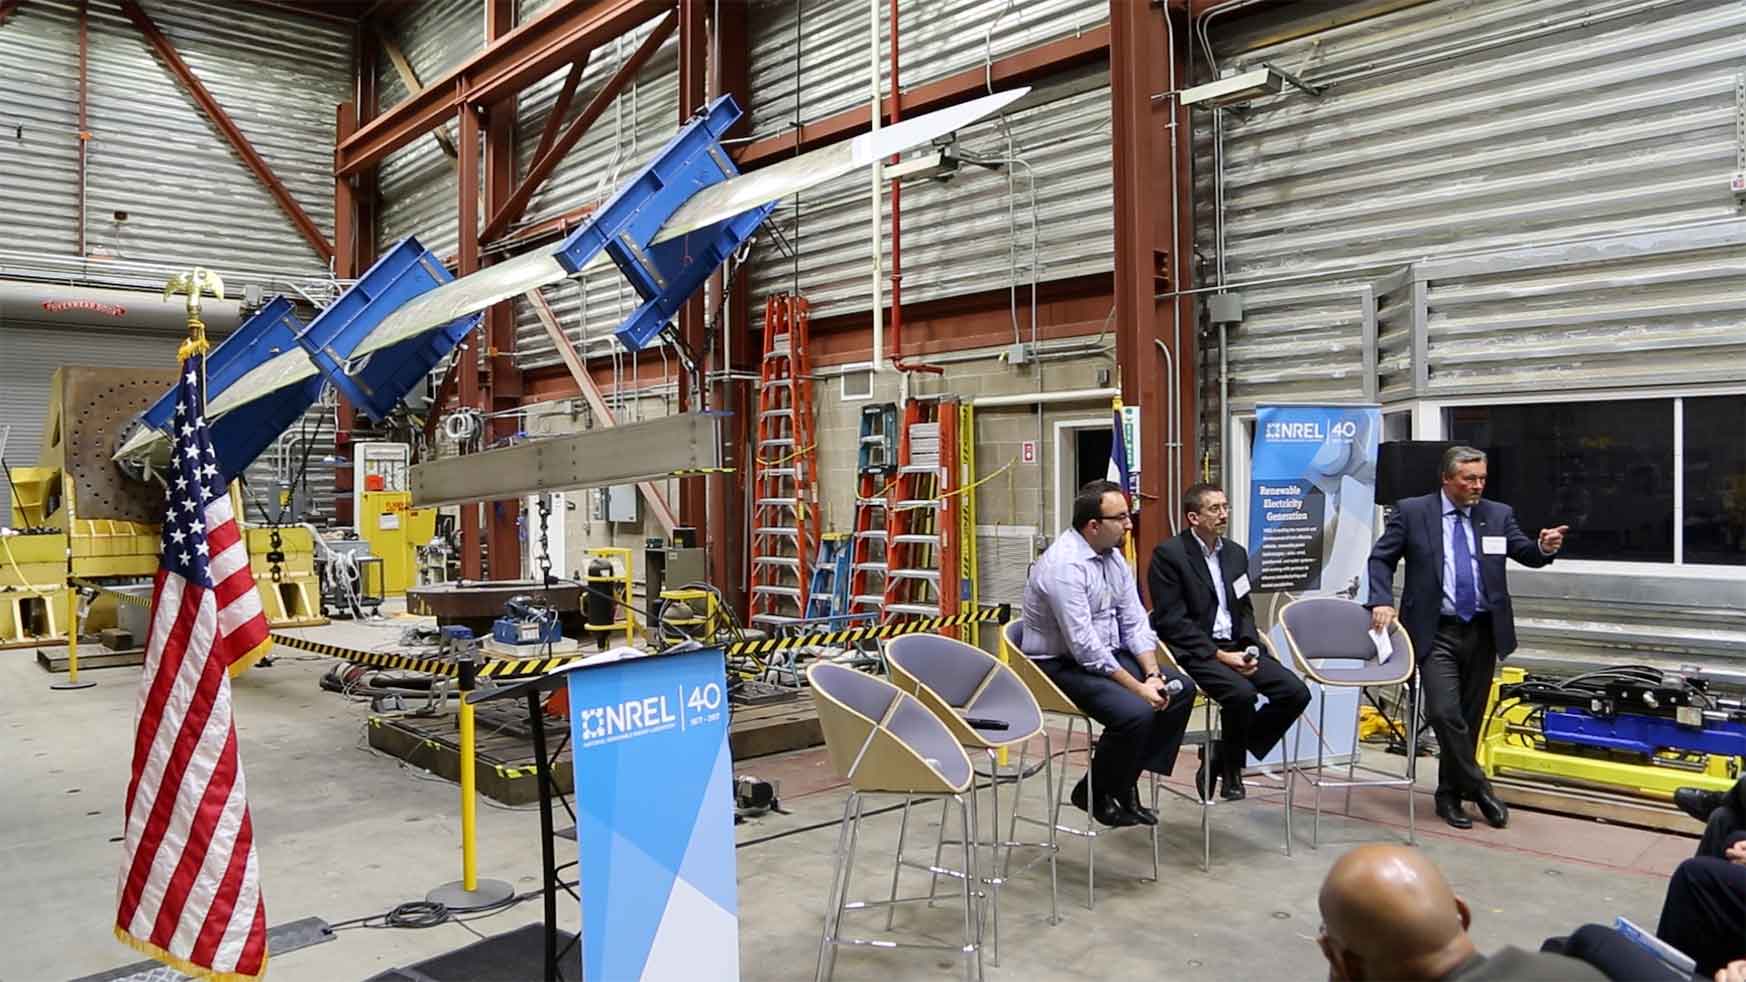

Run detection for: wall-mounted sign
[[42, 299, 127, 317]]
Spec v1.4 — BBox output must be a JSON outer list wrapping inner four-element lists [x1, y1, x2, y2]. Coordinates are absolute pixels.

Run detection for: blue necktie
[[1451, 509, 1477, 621]]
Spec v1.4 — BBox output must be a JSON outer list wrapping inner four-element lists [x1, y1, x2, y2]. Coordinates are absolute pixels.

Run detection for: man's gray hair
[[1441, 445, 1487, 477]]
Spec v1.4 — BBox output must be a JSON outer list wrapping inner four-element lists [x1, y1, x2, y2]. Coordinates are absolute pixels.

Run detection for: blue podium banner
[[1247, 405, 1381, 602], [566, 647, 738, 981]]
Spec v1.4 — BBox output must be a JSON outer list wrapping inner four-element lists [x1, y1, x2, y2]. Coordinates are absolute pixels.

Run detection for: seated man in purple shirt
[[1021, 480, 1198, 828]]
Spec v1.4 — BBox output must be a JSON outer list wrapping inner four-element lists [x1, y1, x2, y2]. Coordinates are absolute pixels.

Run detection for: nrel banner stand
[[1246, 404, 1382, 772], [465, 645, 737, 982], [566, 646, 738, 981]]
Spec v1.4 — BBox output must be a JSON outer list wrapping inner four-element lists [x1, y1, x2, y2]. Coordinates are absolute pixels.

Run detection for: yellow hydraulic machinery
[[0, 366, 324, 650], [360, 490, 436, 597], [583, 547, 636, 648], [1478, 665, 1738, 826]]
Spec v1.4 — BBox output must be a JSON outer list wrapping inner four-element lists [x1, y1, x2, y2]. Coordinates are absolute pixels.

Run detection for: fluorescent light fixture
[[1178, 64, 1320, 109]]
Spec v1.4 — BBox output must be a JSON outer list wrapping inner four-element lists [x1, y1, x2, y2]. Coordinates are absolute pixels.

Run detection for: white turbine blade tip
[[849, 86, 1032, 168]]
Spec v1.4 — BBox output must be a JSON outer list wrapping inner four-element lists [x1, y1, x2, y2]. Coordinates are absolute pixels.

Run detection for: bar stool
[[1145, 643, 1225, 873], [998, 620, 1157, 908], [806, 662, 984, 982], [1277, 596, 1421, 852], [884, 632, 1058, 963]]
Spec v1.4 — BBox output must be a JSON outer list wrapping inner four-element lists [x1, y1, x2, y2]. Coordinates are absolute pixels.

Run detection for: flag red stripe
[[213, 563, 255, 609], [119, 590, 227, 927], [146, 725, 239, 950], [206, 517, 240, 557], [190, 807, 253, 968], [122, 577, 201, 824], [237, 880, 268, 975]]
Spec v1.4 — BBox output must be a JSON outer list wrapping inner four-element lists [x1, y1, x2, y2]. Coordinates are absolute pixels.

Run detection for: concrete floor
[[1, 609, 1695, 982]]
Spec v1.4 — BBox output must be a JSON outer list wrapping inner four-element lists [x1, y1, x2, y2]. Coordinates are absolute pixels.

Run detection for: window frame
[[1424, 383, 1746, 574]]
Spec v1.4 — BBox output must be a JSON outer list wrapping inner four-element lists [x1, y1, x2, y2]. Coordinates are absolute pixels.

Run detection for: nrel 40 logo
[[577, 682, 724, 743]]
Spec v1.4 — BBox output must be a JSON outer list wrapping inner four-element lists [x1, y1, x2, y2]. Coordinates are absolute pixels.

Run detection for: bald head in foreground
[[1317, 845, 1605, 981]]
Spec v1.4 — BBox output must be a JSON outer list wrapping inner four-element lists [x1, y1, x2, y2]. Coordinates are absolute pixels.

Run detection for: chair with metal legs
[[999, 620, 1157, 909], [884, 632, 1059, 964], [1276, 596, 1421, 853], [806, 662, 983, 982], [1146, 643, 1222, 874]]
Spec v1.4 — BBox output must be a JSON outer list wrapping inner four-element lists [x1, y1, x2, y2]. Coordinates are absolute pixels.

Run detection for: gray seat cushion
[[887, 633, 992, 708]]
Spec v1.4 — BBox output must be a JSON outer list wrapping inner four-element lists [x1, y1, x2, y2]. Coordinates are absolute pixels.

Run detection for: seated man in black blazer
[[1146, 483, 1309, 799]]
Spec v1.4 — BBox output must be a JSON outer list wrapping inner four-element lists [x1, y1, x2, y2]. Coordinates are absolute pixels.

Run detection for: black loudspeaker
[[1376, 441, 1452, 504]]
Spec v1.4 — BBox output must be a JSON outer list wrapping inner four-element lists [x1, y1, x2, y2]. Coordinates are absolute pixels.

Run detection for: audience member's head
[[1318, 845, 1478, 981]]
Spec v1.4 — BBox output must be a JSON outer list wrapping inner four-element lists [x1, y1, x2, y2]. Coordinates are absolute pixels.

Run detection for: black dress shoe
[[1474, 789, 1509, 829], [1093, 795, 1140, 828], [1435, 794, 1472, 830], [1124, 786, 1159, 826], [1220, 760, 1247, 801], [1674, 787, 1726, 824], [1070, 776, 1090, 813], [1195, 747, 1221, 801]]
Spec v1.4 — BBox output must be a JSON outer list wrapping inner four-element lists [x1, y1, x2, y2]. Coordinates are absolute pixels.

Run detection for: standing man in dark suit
[[1147, 483, 1310, 800], [1367, 446, 1566, 830]]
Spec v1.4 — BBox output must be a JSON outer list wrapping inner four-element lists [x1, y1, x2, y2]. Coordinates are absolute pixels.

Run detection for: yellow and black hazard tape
[[722, 605, 1010, 657], [77, 577, 1010, 682]]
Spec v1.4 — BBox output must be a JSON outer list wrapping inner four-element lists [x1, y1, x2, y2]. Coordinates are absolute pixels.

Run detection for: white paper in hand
[[1370, 628, 1393, 663]]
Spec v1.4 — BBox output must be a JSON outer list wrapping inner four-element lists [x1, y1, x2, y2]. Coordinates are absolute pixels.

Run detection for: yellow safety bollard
[[426, 633, 511, 911], [51, 579, 95, 691]]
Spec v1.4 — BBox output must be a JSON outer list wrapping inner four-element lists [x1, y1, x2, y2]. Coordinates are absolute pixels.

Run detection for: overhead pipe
[[867, 0, 891, 374]]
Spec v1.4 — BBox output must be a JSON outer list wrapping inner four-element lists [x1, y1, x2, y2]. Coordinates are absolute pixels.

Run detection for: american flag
[[115, 352, 272, 980]]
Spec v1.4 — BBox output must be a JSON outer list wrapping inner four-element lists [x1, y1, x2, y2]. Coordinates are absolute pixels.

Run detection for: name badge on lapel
[[1481, 535, 1506, 556]]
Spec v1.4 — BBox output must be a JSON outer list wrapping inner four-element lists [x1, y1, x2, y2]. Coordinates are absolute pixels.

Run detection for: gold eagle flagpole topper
[[164, 267, 224, 361]]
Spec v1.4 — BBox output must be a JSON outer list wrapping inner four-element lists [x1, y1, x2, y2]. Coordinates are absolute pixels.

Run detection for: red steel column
[[677, 0, 708, 546], [1110, 0, 1182, 570], [710, 1, 752, 612], [457, 87, 485, 579], [483, 0, 522, 577]]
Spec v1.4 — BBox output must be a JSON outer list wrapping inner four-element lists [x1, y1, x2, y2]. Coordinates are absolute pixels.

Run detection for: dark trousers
[[1039, 649, 1196, 796], [1180, 650, 1311, 763], [1422, 613, 1497, 798], [1655, 841, 1746, 976], [1541, 924, 1695, 980]]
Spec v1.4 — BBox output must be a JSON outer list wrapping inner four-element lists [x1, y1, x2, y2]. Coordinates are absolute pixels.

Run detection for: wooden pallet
[[367, 698, 824, 805], [1491, 775, 1706, 836]]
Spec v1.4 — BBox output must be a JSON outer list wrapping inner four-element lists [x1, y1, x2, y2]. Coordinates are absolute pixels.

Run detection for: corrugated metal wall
[[741, 0, 1114, 324], [0, 0, 348, 274], [375, 0, 482, 261], [745, 0, 1107, 134], [1203, 0, 1746, 420], [744, 81, 1115, 323]]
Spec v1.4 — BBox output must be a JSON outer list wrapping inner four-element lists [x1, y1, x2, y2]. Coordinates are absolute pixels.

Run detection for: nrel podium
[[470, 645, 738, 982]]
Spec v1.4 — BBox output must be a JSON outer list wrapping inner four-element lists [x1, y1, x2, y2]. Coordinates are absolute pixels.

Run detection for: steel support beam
[[378, 27, 460, 160], [457, 95, 484, 579], [676, 0, 708, 550], [1110, 0, 1181, 570], [709, 0, 752, 614], [483, 0, 520, 577], [481, 9, 673, 244], [734, 26, 1109, 168], [530, 55, 588, 165], [119, 0, 334, 263], [335, 0, 670, 178], [526, 289, 677, 534], [411, 413, 722, 507]]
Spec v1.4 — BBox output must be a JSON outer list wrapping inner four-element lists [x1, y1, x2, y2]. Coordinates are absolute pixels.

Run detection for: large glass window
[[1683, 395, 1746, 566], [1447, 400, 1674, 563]]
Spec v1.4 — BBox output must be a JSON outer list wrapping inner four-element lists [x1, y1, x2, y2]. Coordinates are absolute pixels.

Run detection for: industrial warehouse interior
[[3, 0, 1744, 980]]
